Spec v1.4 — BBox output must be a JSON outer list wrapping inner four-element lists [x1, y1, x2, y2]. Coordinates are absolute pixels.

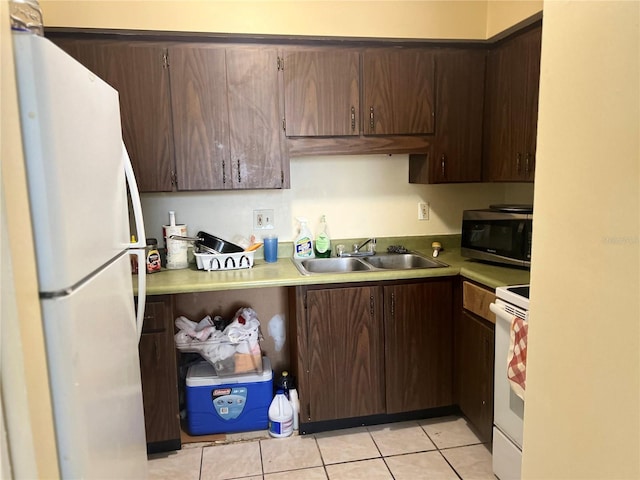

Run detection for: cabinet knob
[[221, 160, 226, 185]]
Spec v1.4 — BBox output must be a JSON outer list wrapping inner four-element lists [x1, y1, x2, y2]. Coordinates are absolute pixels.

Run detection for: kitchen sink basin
[[362, 253, 446, 270], [295, 257, 373, 274], [292, 252, 447, 275]]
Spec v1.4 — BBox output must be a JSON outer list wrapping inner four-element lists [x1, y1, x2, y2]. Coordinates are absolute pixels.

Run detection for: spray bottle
[[293, 217, 315, 259]]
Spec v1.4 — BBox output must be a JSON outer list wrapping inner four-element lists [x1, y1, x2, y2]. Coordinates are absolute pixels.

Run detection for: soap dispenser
[[314, 215, 331, 258]]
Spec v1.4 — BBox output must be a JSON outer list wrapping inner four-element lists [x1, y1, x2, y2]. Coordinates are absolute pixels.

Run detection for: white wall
[[522, 1, 639, 478], [141, 155, 532, 244]]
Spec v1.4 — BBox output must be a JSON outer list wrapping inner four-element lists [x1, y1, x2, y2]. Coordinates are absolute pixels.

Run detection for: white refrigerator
[[12, 32, 149, 478]]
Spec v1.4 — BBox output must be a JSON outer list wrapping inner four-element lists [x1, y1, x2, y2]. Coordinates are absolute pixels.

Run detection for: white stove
[[496, 285, 530, 311], [490, 284, 530, 480]]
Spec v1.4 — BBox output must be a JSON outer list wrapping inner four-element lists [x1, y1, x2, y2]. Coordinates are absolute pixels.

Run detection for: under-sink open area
[[292, 253, 448, 276]]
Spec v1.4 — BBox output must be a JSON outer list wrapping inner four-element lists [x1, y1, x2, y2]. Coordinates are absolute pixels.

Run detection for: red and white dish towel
[[507, 316, 528, 400]]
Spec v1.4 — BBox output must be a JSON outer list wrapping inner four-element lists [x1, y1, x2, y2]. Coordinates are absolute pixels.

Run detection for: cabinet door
[[227, 47, 286, 188], [455, 310, 494, 443], [100, 43, 175, 193], [283, 48, 360, 136], [522, 27, 542, 182], [138, 296, 181, 452], [484, 25, 541, 182], [53, 39, 175, 192], [306, 286, 385, 421], [169, 45, 229, 190], [484, 39, 517, 181], [431, 49, 485, 183], [384, 280, 453, 414], [362, 49, 435, 135]]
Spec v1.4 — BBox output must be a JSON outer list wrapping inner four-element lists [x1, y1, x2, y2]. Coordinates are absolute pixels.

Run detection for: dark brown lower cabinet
[[138, 295, 181, 453], [293, 278, 453, 430], [303, 285, 386, 422], [384, 280, 453, 414], [454, 280, 495, 443]]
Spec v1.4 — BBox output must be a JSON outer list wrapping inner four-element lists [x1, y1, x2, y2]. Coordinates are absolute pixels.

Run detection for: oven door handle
[[490, 302, 515, 325], [489, 302, 504, 316]]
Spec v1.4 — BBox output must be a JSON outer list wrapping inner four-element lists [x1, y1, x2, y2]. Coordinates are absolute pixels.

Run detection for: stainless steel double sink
[[292, 253, 448, 275]]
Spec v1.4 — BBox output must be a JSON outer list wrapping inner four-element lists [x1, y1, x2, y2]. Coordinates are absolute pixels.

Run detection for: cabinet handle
[[154, 337, 160, 363], [390, 292, 395, 317], [440, 154, 446, 178], [370, 295, 375, 316], [369, 106, 375, 131], [237, 158, 241, 183], [351, 106, 356, 131], [525, 153, 531, 175], [222, 160, 226, 185], [516, 153, 522, 174]]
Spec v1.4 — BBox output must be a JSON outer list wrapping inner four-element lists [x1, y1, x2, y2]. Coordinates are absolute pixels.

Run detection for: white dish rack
[[194, 251, 255, 271]]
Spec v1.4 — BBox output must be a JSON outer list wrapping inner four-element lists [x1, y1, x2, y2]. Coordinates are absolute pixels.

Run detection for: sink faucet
[[353, 238, 375, 253], [337, 238, 376, 257]]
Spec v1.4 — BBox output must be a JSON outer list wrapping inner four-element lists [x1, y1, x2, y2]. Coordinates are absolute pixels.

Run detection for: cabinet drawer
[[462, 281, 496, 324]]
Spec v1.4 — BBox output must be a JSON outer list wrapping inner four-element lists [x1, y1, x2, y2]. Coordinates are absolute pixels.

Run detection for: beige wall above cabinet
[[483, 24, 542, 182]]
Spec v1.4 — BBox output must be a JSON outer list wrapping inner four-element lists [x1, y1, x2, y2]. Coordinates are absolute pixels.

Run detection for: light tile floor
[[148, 415, 495, 480]]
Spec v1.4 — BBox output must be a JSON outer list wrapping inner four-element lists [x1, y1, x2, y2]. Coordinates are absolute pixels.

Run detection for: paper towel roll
[[163, 224, 188, 269]]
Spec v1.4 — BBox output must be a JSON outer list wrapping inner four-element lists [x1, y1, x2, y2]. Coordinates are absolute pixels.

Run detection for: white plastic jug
[[268, 390, 293, 438], [289, 388, 300, 431]]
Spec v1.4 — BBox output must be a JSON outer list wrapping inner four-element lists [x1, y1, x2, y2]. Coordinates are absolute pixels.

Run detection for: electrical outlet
[[418, 202, 430, 221], [253, 209, 274, 229]]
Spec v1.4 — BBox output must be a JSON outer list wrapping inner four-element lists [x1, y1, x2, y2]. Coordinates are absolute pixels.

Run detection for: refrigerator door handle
[[132, 248, 147, 341], [123, 142, 147, 341], [123, 143, 146, 249]]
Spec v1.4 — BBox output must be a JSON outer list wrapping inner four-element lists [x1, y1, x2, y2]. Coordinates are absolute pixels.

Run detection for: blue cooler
[[185, 357, 273, 435]]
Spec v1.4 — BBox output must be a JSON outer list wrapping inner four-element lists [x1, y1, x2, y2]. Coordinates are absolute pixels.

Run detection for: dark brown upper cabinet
[[283, 48, 360, 137], [52, 37, 288, 191], [169, 44, 287, 191], [409, 48, 486, 184], [52, 39, 175, 192], [483, 25, 542, 182], [168, 45, 229, 190], [362, 48, 435, 135], [227, 47, 289, 189]]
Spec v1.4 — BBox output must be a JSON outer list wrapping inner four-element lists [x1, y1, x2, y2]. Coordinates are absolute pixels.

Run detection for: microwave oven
[[461, 205, 533, 268]]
